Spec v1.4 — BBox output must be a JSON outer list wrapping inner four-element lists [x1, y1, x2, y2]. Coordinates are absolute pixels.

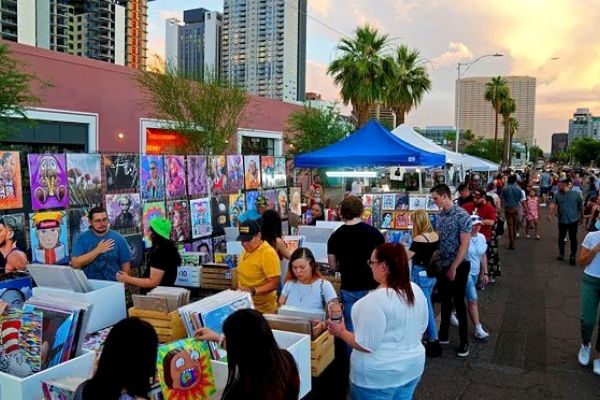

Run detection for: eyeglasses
[[366, 260, 382, 267]]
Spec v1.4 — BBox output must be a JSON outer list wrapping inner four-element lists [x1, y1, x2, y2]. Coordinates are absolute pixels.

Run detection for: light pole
[[455, 53, 503, 153]]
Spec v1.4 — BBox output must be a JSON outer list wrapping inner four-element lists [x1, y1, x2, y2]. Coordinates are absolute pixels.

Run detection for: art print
[[261, 156, 275, 188], [28, 154, 69, 210], [426, 195, 439, 212], [245, 190, 259, 211], [382, 194, 396, 211], [409, 195, 427, 211], [212, 235, 227, 254], [67, 153, 102, 206], [0, 151, 23, 210], [361, 207, 373, 226], [187, 156, 208, 197], [263, 189, 277, 211], [156, 338, 216, 400], [68, 207, 90, 244], [0, 308, 42, 377], [106, 193, 141, 231], [29, 211, 69, 265], [394, 212, 412, 229], [191, 238, 213, 262], [277, 189, 288, 219], [385, 230, 413, 246], [229, 193, 246, 228], [395, 193, 410, 210], [168, 200, 191, 242], [165, 155, 187, 199], [288, 186, 302, 216], [0, 214, 26, 271], [274, 157, 286, 187], [103, 154, 139, 192], [208, 156, 228, 195], [142, 202, 166, 248], [124, 234, 144, 270], [226, 155, 244, 193], [211, 196, 230, 236], [243, 155, 261, 190], [140, 155, 165, 201], [372, 195, 383, 228], [362, 195, 374, 208], [381, 212, 394, 229], [0, 274, 32, 310], [190, 198, 212, 239]]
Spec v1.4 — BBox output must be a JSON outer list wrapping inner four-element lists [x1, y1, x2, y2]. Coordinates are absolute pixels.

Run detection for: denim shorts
[[465, 274, 478, 302]]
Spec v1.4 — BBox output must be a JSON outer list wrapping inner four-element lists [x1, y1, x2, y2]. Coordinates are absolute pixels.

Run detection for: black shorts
[[540, 186, 550, 194]]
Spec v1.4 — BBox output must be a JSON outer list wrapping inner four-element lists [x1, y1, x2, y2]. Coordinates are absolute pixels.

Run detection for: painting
[[165, 155, 187, 199], [105, 193, 142, 231], [276, 189, 288, 219], [103, 154, 139, 192], [429, 213, 439, 229], [124, 234, 144, 270], [288, 186, 302, 216], [274, 157, 286, 187], [188, 238, 213, 262], [68, 207, 90, 244], [0, 274, 32, 310], [211, 196, 230, 236], [228, 193, 246, 228], [226, 155, 243, 193], [372, 195, 383, 228], [382, 194, 396, 211], [361, 207, 373, 225], [190, 198, 212, 239], [0, 308, 42, 377], [168, 200, 191, 242], [395, 193, 410, 211], [28, 154, 69, 210], [261, 156, 275, 188], [212, 235, 227, 254], [385, 230, 413, 246], [66, 153, 102, 206], [29, 211, 69, 265], [208, 156, 227, 195], [394, 212, 412, 229], [362, 194, 374, 208], [426, 195, 439, 212], [0, 151, 23, 210], [409, 195, 427, 211], [381, 212, 394, 229], [245, 190, 259, 211], [140, 155, 165, 201], [243, 155, 261, 190], [187, 156, 208, 197], [263, 189, 277, 211], [142, 202, 166, 248], [156, 338, 216, 400]]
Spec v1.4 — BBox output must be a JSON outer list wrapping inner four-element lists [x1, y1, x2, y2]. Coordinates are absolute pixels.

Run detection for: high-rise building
[[551, 133, 568, 155], [455, 76, 536, 145], [221, 0, 307, 102], [568, 108, 600, 143], [165, 8, 222, 79]]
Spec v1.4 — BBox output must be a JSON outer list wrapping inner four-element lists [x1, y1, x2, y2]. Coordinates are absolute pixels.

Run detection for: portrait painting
[[190, 238, 213, 262], [140, 155, 165, 201], [105, 193, 141, 231], [28, 154, 69, 210], [187, 156, 208, 197], [245, 190, 259, 211], [395, 193, 410, 211], [409, 195, 427, 211], [103, 154, 139, 192], [382, 194, 396, 211], [261, 156, 275, 188], [212, 235, 227, 254], [168, 200, 191, 242], [273, 157, 286, 187], [288, 186, 302, 216], [190, 198, 212, 239], [277, 189, 288, 219], [208, 156, 228, 196], [29, 211, 69, 265], [66, 153, 102, 206], [262, 189, 277, 211], [226, 155, 243, 193], [243, 155, 261, 190], [165, 155, 187, 199], [124, 234, 144, 270], [0, 151, 23, 210], [228, 193, 246, 228]]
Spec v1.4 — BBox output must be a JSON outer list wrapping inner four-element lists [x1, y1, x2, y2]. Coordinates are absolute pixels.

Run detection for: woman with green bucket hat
[[116, 217, 181, 290]]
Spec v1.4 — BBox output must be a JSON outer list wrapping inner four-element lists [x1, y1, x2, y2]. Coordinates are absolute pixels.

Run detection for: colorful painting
[[211, 196, 230, 236], [156, 338, 216, 400], [361, 207, 373, 225], [362, 194, 374, 208], [106, 193, 142, 231], [0, 151, 23, 210], [208, 156, 228, 195], [245, 190, 259, 211], [190, 198, 212, 239], [385, 230, 413, 246], [261, 156, 275, 188], [276, 189, 288, 219], [274, 157, 287, 187], [382, 194, 396, 211], [29, 211, 69, 265], [226, 155, 244, 193], [66, 153, 102, 206], [394, 212, 412, 229], [28, 154, 69, 210], [229, 193, 246, 228], [0, 308, 43, 377], [0, 267, 31, 309], [187, 156, 208, 197], [103, 154, 139, 192], [168, 200, 191, 242], [288, 186, 302, 216], [426, 195, 439, 212], [165, 155, 187, 199], [212, 235, 227, 254], [372, 195, 383, 228], [68, 207, 90, 244], [381, 212, 394, 229], [189, 238, 213, 262], [142, 202, 167, 248], [0, 214, 26, 271], [409, 195, 427, 211], [124, 234, 144, 270], [141, 155, 165, 200], [263, 189, 277, 211], [243, 155, 261, 190], [395, 193, 410, 210]]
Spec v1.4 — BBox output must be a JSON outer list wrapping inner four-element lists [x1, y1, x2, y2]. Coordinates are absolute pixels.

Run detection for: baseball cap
[[149, 217, 172, 240], [559, 177, 571, 184], [236, 220, 261, 242], [256, 195, 268, 209], [470, 215, 483, 226]]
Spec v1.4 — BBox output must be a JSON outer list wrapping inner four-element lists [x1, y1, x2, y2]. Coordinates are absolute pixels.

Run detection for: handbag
[[426, 249, 447, 278]]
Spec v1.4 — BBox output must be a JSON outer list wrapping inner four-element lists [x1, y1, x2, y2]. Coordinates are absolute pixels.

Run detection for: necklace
[[297, 281, 313, 303]]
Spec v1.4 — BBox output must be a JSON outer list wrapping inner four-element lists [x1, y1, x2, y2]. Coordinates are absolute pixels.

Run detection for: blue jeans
[[340, 289, 370, 332], [350, 377, 421, 400], [410, 265, 438, 341]]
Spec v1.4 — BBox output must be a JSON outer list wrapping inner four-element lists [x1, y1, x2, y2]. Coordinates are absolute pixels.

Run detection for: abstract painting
[[226, 155, 244, 194], [190, 198, 212, 239], [105, 193, 141, 231], [140, 155, 165, 201], [103, 154, 139, 192], [29, 211, 69, 265], [168, 200, 191, 242], [243, 155, 261, 190], [186, 156, 208, 197], [28, 154, 69, 210], [67, 153, 102, 206], [142, 201, 166, 248], [208, 155, 227, 196], [0, 151, 23, 210], [165, 155, 187, 199]]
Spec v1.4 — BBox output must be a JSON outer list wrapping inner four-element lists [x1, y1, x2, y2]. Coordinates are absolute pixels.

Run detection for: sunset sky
[[147, 0, 600, 151]]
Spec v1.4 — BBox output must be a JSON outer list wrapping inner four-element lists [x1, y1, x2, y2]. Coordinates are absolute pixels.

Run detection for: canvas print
[[381, 212, 394, 229], [168, 200, 191, 242], [362, 195, 374, 208], [243, 155, 261, 190], [426, 195, 439, 212], [68, 207, 90, 244], [361, 207, 373, 225], [394, 212, 412, 229], [245, 190, 259, 211], [187, 156, 208, 197], [395, 193, 410, 210], [226, 155, 244, 194], [263, 189, 277, 211], [382, 194, 396, 211], [29, 211, 69, 265], [229, 193, 246, 228], [0, 274, 32, 310], [142, 202, 167, 248], [165, 155, 187, 199], [211, 196, 230, 236], [0, 307, 43, 377], [385, 230, 413, 246], [409, 195, 427, 211], [274, 157, 286, 187], [103, 154, 139, 192], [124, 234, 144, 270], [156, 338, 216, 400], [66, 153, 102, 206], [0, 151, 23, 210], [372, 195, 383, 228], [276, 189, 288, 219], [288, 186, 302, 216], [190, 198, 212, 239], [106, 193, 141, 231], [188, 239, 213, 262], [261, 156, 275, 188], [212, 235, 227, 254], [0, 214, 26, 273], [28, 154, 69, 210], [208, 156, 228, 196], [141, 155, 165, 201]]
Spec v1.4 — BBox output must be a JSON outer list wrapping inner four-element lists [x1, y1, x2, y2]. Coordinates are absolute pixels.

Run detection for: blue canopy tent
[[294, 120, 446, 168]]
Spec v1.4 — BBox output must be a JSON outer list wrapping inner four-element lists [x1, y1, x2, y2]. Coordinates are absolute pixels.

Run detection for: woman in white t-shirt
[[327, 243, 428, 399], [465, 215, 490, 340], [577, 226, 600, 375]]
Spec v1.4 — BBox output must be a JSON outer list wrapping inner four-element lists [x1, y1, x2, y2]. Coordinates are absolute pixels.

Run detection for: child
[[525, 188, 541, 239]]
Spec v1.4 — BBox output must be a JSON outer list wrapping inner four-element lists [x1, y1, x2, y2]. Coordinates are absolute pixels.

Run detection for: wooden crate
[[128, 307, 187, 343], [311, 331, 335, 377], [324, 275, 341, 295], [201, 264, 238, 290]]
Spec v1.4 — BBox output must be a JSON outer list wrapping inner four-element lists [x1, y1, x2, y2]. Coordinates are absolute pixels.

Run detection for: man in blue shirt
[[540, 170, 552, 205], [71, 207, 131, 281], [501, 175, 523, 250], [548, 178, 583, 265]]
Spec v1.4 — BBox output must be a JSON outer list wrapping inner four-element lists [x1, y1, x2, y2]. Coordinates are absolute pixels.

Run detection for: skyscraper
[[455, 76, 536, 145], [221, 0, 307, 102]]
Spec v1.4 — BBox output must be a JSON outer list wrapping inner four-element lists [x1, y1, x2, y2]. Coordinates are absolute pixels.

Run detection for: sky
[[147, 0, 600, 151]]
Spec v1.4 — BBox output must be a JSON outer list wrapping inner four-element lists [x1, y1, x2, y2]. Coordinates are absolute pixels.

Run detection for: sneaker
[[594, 359, 600, 376], [474, 326, 490, 340], [438, 336, 450, 345], [450, 312, 459, 327], [570, 256, 577, 266], [536, 235, 541, 240], [456, 343, 470, 357], [579, 344, 591, 366]]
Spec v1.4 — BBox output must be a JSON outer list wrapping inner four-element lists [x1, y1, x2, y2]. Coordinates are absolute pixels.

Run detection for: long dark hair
[[82, 317, 158, 399], [150, 228, 182, 266], [374, 243, 415, 306], [222, 309, 299, 400], [260, 209, 283, 249]]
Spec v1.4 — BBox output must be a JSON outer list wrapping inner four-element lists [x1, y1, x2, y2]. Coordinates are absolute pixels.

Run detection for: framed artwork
[[243, 155, 261, 190], [385, 230, 413, 246], [273, 157, 286, 187], [142, 201, 166, 248], [187, 156, 208, 197], [361, 207, 373, 225], [262, 189, 277, 211], [68, 208, 90, 244], [372, 195, 383, 228], [190, 198, 212, 239], [276, 188, 288, 219], [66, 153, 102, 206], [261, 156, 275, 188], [167, 200, 191, 242], [394, 211, 412, 230], [382, 194, 396, 211], [140, 155, 165, 201], [409, 195, 427, 211], [0, 214, 26, 270], [362, 194, 374, 208], [0, 151, 23, 210], [245, 190, 259, 211], [103, 154, 139, 192], [124, 234, 144, 270], [106, 193, 141, 231], [429, 213, 439, 230], [208, 156, 228, 196], [288, 186, 302, 216], [211, 196, 230, 236], [29, 211, 69, 265], [226, 155, 244, 194], [426, 195, 439, 211], [381, 212, 394, 229], [228, 193, 246, 228], [190, 238, 213, 262], [165, 155, 187, 199], [28, 154, 69, 210], [395, 193, 410, 211], [212, 235, 227, 254]]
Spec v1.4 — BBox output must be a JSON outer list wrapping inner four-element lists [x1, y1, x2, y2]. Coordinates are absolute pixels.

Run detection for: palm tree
[[507, 116, 519, 166], [484, 76, 509, 158], [328, 25, 390, 127], [500, 96, 516, 167], [383, 45, 432, 127]]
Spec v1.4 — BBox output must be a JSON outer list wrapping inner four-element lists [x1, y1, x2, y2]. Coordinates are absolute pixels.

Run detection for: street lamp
[[455, 53, 504, 153]]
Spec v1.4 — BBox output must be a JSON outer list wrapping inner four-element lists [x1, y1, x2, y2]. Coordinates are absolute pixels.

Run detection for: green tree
[[529, 145, 544, 163], [464, 138, 503, 163], [570, 137, 600, 166], [484, 76, 509, 156], [500, 96, 516, 167], [328, 25, 390, 127], [507, 116, 519, 166], [550, 150, 570, 164], [383, 45, 431, 126], [136, 58, 248, 155]]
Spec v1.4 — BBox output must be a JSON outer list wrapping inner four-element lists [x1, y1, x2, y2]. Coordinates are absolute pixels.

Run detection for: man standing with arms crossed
[[548, 178, 583, 265]]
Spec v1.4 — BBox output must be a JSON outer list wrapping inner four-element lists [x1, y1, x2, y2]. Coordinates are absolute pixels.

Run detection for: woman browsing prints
[[116, 217, 181, 289], [261, 210, 291, 260], [327, 243, 428, 400]]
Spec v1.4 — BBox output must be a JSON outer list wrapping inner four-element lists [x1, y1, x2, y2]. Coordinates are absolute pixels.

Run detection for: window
[[242, 136, 275, 155]]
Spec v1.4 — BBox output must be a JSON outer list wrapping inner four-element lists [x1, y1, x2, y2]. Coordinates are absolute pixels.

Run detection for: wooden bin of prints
[[201, 263, 238, 290], [311, 331, 335, 377], [128, 307, 187, 343]]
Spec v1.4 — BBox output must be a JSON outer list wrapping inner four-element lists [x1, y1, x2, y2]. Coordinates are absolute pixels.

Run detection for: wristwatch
[[251, 287, 257, 296]]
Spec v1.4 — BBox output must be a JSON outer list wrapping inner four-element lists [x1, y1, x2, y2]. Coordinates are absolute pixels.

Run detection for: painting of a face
[[37, 228, 59, 250], [168, 350, 202, 390]]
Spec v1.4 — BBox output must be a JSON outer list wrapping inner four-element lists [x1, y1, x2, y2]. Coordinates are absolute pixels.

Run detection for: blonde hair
[[412, 210, 433, 237]]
